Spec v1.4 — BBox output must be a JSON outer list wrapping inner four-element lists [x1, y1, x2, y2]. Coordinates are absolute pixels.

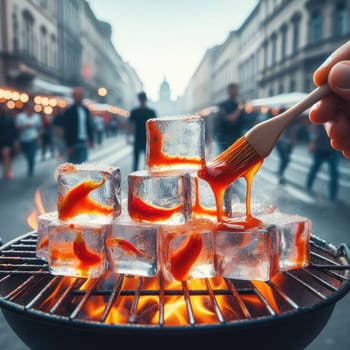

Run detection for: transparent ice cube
[[159, 218, 216, 282], [107, 216, 158, 277], [146, 116, 205, 171], [36, 211, 58, 261], [215, 221, 279, 281], [128, 169, 191, 224], [257, 212, 311, 271], [55, 162, 121, 223], [230, 202, 278, 218], [48, 221, 109, 278]]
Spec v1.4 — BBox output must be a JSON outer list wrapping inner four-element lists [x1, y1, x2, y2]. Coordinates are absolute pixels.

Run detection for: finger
[[328, 61, 350, 102], [324, 113, 350, 140], [343, 150, 350, 158], [331, 134, 350, 151], [313, 40, 350, 86], [309, 95, 341, 123]]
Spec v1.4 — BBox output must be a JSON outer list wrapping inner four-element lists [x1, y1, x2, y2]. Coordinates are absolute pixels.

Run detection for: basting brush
[[207, 83, 331, 179]]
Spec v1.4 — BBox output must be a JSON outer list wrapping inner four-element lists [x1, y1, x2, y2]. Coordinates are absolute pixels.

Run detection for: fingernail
[[333, 61, 350, 89]]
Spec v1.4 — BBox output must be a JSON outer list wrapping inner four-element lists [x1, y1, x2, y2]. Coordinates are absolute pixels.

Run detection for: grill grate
[[0, 232, 349, 328]]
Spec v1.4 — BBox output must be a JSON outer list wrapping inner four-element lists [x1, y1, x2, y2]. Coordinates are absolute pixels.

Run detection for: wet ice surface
[[127, 169, 191, 224], [146, 116, 205, 171], [56, 162, 121, 222], [48, 221, 109, 278], [36, 211, 58, 261], [108, 215, 158, 277], [257, 211, 311, 271]]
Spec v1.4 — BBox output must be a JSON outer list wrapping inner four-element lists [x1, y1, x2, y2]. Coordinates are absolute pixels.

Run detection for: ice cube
[[107, 216, 158, 277], [48, 221, 109, 278], [215, 220, 279, 281], [128, 169, 191, 224], [230, 202, 278, 218], [257, 212, 311, 271], [36, 211, 58, 261], [146, 116, 205, 171], [55, 162, 121, 223], [159, 218, 216, 282]]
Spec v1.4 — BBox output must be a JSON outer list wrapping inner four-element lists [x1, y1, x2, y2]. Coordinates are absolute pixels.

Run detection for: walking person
[[15, 102, 42, 178], [127, 91, 157, 171], [62, 87, 94, 164], [0, 104, 18, 179], [306, 123, 340, 201]]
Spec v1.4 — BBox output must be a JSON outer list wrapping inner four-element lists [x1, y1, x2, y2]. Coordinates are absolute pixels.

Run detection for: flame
[[252, 280, 280, 314], [27, 189, 46, 231]]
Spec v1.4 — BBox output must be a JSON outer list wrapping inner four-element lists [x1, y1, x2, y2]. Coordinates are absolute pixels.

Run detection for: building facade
[[0, 0, 143, 109], [181, 0, 350, 112]]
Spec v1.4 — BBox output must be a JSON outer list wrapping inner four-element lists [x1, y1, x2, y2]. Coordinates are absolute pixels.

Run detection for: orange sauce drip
[[170, 233, 203, 281], [294, 221, 308, 267], [191, 177, 218, 218], [73, 232, 101, 269], [58, 178, 113, 220], [128, 196, 183, 222], [198, 137, 263, 222], [146, 120, 203, 168]]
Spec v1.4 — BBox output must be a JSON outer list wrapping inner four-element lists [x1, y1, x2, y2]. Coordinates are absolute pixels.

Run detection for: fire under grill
[[0, 232, 350, 350]]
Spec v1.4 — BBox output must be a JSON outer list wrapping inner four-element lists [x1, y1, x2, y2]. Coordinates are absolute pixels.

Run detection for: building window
[[271, 34, 277, 66], [22, 10, 35, 57], [290, 79, 296, 92], [40, 26, 48, 66], [279, 83, 284, 94], [51, 34, 56, 69], [334, 2, 348, 36], [280, 25, 288, 60], [309, 9, 322, 44], [291, 16, 300, 54], [12, 8, 19, 51]]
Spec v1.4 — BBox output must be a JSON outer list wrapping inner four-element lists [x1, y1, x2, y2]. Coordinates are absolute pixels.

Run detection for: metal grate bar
[[285, 271, 327, 300], [311, 251, 343, 266], [128, 277, 143, 324], [5, 275, 40, 301], [25, 276, 60, 309], [50, 278, 82, 314], [311, 264, 350, 271], [99, 274, 124, 323], [158, 274, 165, 326], [69, 277, 101, 320], [182, 281, 195, 326], [251, 283, 276, 315], [225, 279, 251, 319], [205, 278, 225, 323], [266, 280, 299, 310], [301, 268, 338, 292]]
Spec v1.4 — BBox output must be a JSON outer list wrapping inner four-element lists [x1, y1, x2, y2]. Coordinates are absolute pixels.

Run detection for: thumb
[[328, 61, 350, 101]]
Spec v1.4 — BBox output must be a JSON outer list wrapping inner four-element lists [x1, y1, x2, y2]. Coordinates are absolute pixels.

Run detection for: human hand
[[310, 40, 350, 158]]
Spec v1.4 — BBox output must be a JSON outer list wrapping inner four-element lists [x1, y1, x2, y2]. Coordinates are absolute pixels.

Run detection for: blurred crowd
[[0, 87, 125, 180]]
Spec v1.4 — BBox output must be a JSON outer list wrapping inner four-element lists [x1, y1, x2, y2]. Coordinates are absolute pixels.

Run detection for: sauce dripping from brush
[[198, 136, 263, 224]]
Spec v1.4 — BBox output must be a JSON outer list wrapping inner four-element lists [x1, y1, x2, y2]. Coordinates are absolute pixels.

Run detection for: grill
[[0, 232, 350, 350]]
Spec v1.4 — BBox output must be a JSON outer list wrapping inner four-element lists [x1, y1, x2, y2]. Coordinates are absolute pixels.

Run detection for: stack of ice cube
[[36, 115, 311, 282]]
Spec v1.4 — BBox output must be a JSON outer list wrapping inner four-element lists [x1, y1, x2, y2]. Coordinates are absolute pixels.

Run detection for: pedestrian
[[127, 91, 157, 171], [93, 114, 105, 146], [15, 101, 42, 178], [61, 87, 94, 164], [0, 104, 18, 179], [306, 123, 340, 201], [214, 83, 243, 153], [52, 107, 66, 162], [310, 40, 350, 158], [275, 108, 299, 184], [40, 111, 54, 160]]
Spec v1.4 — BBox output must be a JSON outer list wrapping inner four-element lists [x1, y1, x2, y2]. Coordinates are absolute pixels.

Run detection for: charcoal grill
[[0, 232, 349, 350]]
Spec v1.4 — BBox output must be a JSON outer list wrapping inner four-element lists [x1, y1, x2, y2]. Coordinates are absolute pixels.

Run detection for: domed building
[[153, 77, 179, 117]]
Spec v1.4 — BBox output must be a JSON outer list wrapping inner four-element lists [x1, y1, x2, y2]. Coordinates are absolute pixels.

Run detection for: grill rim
[[0, 232, 350, 333]]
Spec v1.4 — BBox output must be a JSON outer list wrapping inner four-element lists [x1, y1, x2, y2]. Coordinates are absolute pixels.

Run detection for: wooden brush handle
[[245, 84, 331, 158]]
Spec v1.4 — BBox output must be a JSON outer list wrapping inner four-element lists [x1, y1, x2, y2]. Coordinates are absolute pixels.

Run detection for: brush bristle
[[209, 136, 261, 172]]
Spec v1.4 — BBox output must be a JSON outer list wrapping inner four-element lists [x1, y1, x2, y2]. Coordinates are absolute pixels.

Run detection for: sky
[[88, 0, 258, 102]]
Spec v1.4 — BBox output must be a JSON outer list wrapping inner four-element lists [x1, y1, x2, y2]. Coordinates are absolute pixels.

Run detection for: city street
[[0, 135, 349, 350]]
